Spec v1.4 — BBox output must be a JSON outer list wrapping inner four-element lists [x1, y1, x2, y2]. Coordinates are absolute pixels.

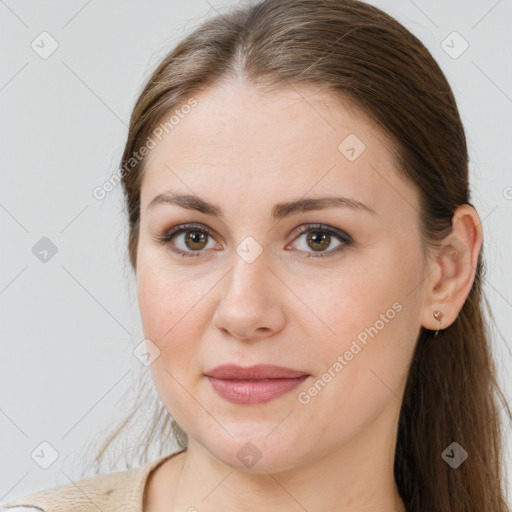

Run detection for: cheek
[[137, 271, 175, 345], [307, 254, 420, 396], [309, 260, 402, 342], [136, 262, 197, 367], [137, 261, 209, 423], [136, 255, 221, 386], [297, 301, 415, 446], [137, 252, 204, 339]]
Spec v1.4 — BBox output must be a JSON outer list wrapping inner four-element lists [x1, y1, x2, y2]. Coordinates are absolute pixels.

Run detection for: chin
[[199, 427, 310, 474]]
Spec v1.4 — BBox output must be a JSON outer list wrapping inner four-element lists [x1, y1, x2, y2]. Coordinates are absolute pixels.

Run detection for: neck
[[164, 402, 406, 512]]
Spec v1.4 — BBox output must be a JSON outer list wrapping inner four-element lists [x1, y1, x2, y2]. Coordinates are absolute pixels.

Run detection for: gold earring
[[433, 310, 444, 337]]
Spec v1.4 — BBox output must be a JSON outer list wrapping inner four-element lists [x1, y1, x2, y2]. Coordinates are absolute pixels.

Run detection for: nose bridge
[[213, 239, 285, 339], [226, 237, 272, 302]]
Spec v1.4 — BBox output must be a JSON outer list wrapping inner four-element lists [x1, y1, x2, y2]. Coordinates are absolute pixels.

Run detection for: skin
[[136, 77, 483, 512]]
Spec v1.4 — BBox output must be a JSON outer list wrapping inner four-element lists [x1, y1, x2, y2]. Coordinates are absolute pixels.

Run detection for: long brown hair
[[84, 1, 511, 510]]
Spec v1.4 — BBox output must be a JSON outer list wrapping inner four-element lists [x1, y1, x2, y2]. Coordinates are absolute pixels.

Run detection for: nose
[[212, 248, 286, 341]]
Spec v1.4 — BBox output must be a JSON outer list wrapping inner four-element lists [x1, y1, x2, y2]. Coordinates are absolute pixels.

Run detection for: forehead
[[140, 79, 418, 222]]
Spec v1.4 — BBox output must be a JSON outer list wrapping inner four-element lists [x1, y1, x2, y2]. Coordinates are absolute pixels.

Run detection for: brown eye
[[184, 230, 209, 250], [288, 224, 352, 259], [155, 223, 351, 259], [306, 231, 332, 252], [154, 223, 218, 258]]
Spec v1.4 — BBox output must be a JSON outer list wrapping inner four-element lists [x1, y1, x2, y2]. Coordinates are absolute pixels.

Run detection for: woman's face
[[136, 80, 428, 472]]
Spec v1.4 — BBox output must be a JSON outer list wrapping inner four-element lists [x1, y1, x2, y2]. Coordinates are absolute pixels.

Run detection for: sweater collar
[[1, 450, 185, 512]]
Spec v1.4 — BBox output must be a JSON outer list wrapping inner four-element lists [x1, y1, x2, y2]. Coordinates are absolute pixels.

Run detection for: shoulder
[[0, 455, 175, 512]]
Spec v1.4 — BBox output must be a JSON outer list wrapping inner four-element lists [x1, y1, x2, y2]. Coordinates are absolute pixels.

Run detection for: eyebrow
[[146, 192, 377, 219]]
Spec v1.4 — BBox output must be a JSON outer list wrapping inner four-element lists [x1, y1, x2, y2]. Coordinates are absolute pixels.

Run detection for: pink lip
[[205, 364, 310, 405]]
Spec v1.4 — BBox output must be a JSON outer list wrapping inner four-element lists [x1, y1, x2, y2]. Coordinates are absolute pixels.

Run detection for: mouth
[[204, 364, 310, 405]]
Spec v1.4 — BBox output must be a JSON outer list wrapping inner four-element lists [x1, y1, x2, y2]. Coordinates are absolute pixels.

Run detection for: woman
[[2, 0, 510, 511]]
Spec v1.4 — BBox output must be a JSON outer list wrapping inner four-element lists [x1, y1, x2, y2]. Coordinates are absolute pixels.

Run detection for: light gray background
[[1, 0, 511, 503]]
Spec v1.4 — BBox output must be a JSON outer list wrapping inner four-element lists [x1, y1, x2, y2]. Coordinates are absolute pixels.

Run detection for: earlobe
[[420, 204, 483, 333]]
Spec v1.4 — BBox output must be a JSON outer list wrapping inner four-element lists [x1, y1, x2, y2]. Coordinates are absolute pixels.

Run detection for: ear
[[420, 204, 483, 332]]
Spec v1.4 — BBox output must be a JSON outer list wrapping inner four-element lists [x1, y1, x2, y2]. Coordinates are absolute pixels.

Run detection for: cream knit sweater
[[0, 452, 181, 512]]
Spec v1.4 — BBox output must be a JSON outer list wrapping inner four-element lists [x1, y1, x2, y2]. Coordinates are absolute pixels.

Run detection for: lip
[[205, 364, 310, 405], [205, 364, 309, 380]]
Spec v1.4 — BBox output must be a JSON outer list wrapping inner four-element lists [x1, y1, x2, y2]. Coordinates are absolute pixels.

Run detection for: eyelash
[[153, 222, 352, 259]]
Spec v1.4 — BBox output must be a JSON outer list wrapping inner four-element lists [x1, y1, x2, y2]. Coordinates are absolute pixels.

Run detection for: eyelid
[[288, 223, 352, 244]]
